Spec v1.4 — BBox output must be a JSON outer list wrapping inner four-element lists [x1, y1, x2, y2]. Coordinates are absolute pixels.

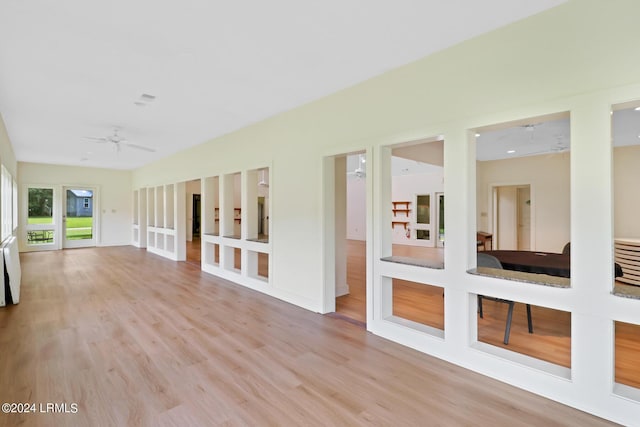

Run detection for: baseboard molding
[[336, 282, 350, 297]]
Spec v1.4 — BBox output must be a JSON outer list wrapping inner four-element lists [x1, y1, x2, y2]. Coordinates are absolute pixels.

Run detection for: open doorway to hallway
[[325, 152, 368, 325], [186, 179, 201, 266], [335, 153, 367, 323]]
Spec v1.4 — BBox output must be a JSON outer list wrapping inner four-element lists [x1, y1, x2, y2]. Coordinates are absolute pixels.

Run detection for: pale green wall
[[18, 162, 132, 249], [132, 0, 640, 306], [129, 1, 640, 422]]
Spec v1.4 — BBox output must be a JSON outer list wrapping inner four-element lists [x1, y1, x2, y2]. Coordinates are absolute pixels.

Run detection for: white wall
[[346, 175, 366, 240], [18, 162, 132, 249], [477, 153, 570, 253], [614, 145, 640, 238], [128, 2, 640, 423]]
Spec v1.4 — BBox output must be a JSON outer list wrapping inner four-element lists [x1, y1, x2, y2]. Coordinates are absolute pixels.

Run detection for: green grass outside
[[28, 216, 93, 240], [28, 216, 53, 224], [29, 216, 92, 227], [66, 216, 93, 240], [67, 217, 93, 228]]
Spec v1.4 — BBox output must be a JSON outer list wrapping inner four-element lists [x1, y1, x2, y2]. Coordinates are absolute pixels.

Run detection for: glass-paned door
[[415, 194, 432, 244], [436, 192, 444, 248], [63, 187, 96, 248], [26, 186, 56, 246]]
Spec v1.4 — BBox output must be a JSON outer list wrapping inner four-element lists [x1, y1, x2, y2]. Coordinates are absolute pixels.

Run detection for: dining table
[[482, 250, 623, 278]]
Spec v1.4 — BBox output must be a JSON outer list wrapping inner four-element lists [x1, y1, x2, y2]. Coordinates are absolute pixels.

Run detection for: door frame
[[322, 149, 372, 317], [488, 182, 534, 251], [62, 186, 99, 249]]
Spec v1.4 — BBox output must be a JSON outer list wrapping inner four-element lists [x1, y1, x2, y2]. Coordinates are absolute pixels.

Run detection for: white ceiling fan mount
[[83, 129, 156, 153], [258, 169, 269, 187]]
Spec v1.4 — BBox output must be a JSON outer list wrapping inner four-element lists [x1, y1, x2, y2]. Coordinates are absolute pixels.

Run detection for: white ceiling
[[0, 0, 567, 170], [476, 107, 640, 161]]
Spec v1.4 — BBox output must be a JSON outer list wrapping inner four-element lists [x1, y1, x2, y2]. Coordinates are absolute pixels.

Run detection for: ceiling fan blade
[[82, 136, 108, 142], [124, 143, 156, 152]]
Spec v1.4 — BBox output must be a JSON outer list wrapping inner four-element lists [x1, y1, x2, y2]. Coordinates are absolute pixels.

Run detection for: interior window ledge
[[468, 267, 570, 288], [380, 256, 444, 270], [471, 341, 571, 380], [613, 283, 640, 300], [613, 383, 640, 403]]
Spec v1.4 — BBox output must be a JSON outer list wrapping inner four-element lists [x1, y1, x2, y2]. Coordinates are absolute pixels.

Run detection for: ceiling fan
[[520, 135, 569, 157], [258, 169, 269, 187], [347, 154, 366, 178], [83, 129, 156, 152]]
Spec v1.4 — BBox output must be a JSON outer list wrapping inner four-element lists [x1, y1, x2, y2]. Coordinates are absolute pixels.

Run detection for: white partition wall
[[132, 188, 147, 248], [129, 4, 640, 423], [202, 167, 271, 290], [144, 182, 186, 261]]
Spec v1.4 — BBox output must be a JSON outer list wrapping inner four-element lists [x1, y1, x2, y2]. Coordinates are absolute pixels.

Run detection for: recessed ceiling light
[[507, 149, 516, 154], [475, 133, 480, 138], [635, 107, 640, 111]]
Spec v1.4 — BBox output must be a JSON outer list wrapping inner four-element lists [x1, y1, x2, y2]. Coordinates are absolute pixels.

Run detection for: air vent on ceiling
[[140, 93, 156, 102]]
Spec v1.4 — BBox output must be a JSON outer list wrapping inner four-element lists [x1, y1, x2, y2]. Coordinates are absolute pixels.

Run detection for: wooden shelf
[[392, 201, 411, 229], [392, 208, 411, 216], [392, 201, 411, 209]]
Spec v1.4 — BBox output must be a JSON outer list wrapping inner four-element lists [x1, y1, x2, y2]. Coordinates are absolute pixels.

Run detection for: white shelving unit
[[201, 167, 271, 289], [132, 188, 147, 248], [144, 183, 186, 261]]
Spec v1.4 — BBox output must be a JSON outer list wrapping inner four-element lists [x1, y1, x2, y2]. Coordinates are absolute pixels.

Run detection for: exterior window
[[83, 198, 90, 209]]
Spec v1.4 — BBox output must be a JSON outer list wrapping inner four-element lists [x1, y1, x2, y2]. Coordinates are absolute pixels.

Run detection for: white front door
[[63, 187, 96, 248]]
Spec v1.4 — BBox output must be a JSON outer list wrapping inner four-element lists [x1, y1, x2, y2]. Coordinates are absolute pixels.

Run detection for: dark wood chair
[[477, 253, 533, 344]]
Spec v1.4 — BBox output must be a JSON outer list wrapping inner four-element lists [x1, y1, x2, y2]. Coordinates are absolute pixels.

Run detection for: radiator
[[1, 236, 21, 306]]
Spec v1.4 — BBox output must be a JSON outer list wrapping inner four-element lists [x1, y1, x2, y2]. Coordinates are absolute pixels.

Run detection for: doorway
[[192, 194, 201, 237], [257, 196, 265, 236], [63, 187, 96, 249], [328, 153, 368, 324], [186, 179, 202, 266], [436, 192, 445, 248], [492, 184, 531, 250]]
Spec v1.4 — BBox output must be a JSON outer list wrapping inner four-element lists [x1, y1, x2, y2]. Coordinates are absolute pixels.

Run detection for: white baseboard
[[335, 282, 350, 297]]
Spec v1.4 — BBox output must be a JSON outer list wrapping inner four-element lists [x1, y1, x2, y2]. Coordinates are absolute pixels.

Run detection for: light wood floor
[[337, 240, 640, 389], [0, 246, 616, 426]]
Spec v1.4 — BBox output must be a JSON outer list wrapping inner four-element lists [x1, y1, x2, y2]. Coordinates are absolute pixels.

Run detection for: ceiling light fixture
[[635, 107, 640, 111], [475, 133, 480, 138], [507, 150, 516, 154]]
